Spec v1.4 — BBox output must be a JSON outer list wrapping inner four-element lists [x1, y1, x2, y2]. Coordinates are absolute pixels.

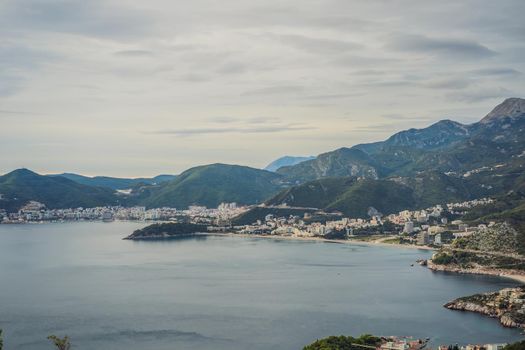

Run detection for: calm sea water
[[0, 222, 523, 350]]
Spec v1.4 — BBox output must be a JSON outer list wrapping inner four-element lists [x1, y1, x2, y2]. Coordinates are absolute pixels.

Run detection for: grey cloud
[[242, 85, 304, 96], [389, 34, 496, 59], [350, 123, 405, 133], [114, 50, 154, 57], [331, 53, 400, 68], [245, 116, 281, 124], [351, 120, 432, 133], [471, 68, 522, 76], [270, 33, 362, 54], [301, 93, 364, 101], [424, 78, 472, 90], [0, 76, 23, 97], [209, 116, 240, 124], [148, 124, 314, 136], [174, 73, 212, 83], [381, 114, 431, 121], [0, 109, 42, 115], [0, 45, 59, 68], [350, 69, 388, 76], [0, 0, 153, 39], [449, 87, 516, 102], [216, 62, 246, 75]]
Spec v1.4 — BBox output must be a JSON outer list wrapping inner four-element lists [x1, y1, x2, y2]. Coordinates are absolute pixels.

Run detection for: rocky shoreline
[[444, 286, 525, 329], [426, 260, 525, 283]]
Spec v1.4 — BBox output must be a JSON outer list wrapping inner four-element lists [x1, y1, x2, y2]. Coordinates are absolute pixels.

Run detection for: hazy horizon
[[2, 0, 524, 177]]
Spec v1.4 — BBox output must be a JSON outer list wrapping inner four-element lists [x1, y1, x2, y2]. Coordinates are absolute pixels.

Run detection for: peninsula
[[124, 223, 209, 240]]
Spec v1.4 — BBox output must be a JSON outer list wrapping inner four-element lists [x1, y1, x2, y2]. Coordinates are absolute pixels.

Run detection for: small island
[[124, 222, 209, 240]]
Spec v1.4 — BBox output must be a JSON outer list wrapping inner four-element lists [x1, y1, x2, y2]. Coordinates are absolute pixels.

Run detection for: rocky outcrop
[[444, 300, 495, 317], [444, 287, 525, 329], [480, 97, 525, 124], [426, 258, 525, 281]]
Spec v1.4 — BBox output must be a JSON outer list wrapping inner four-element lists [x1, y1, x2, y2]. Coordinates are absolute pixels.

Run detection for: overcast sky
[[1, 0, 524, 177]]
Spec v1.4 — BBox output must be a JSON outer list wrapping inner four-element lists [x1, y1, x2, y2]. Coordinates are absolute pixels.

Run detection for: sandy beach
[[213, 232, 525, 284], [211, 232, 436, 251]]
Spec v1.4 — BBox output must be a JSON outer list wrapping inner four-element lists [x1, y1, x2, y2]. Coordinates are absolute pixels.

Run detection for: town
[[0, 197, 495, 248]]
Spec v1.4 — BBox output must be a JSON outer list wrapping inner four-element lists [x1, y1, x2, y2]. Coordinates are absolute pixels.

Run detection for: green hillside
[[266, 171, 476, 218], [0, 169, 120, 211], [138, 163, 287, 209], [51, 173, 176, 190], [266, 177, 358, 209], [231, 206, 319, 226], [324, 178, 414, 217], [276, 148, 384, 183]]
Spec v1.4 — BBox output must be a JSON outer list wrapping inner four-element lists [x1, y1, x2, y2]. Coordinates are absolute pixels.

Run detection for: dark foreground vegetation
[[0, 331, 70, 350], [303, 334, 381, 350], [302, 334, 525, 350]]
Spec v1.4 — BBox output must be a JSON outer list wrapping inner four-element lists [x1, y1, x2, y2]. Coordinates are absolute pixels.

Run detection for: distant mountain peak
[[480, 97, 525, 124], [264, 155, 315, 172], [6, 168, 39, 177]]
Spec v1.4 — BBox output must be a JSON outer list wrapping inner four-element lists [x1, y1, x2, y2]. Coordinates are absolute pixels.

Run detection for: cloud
[[449, 87, 516, 102], [424, 77, 472, 90], [471, 67, 522, 76], [0, 109, 42, 115], [0, 76, 23, 97], [208, 116, 240, 124], [389, 34, 496, 59], [270, 33, 362, 54], [301, 93, 364, 101], [0, 0, 523, 175], [148, 124, 315, 136], [242, 85, 305, 96], [0, 0, 153, 39], [216, 62, 246, 75], [174, 73, 212, 83], [381, 114, 431, 121], [114, 50, 154, 57]]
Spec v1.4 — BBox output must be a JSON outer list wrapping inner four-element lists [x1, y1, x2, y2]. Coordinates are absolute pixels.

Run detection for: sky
[[1, 0, 524, 177]]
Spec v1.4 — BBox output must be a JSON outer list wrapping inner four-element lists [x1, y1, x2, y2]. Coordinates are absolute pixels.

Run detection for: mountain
[[277, 120, 473, 182], [137, 163, 288, 209], [51, 173, 176, 190], [276, 147, 384, 183], [267, 98, 525, 217], [264, 156, 315, 172], [279, 98, 525, 183], [358, 119, 471, 154], [1, 98, 523, 214], [266, 171, 473, 218], [0, 169, 120, 212], [480, 97, 525, 124]]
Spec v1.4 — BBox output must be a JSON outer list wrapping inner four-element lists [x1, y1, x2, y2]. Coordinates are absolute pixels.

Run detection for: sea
[[0, 221, 522, 349]]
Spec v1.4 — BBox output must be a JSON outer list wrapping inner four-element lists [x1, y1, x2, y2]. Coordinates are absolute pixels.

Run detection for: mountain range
[[50, 173, 176, 190], [0, 169, 121, 212], [1, 98, 524, 216], [129, 163, 287, 208], [277, 98, 525, 182]]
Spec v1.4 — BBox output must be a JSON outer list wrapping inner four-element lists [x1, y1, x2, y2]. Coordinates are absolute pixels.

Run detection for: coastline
[[210, 232, 436, 251], [427, 260, 525, 284], [215, 232, 525, 285]]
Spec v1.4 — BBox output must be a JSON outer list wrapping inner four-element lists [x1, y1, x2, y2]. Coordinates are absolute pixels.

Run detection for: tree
[[47, 335, 71, 350], [0, 329, 3, 350]]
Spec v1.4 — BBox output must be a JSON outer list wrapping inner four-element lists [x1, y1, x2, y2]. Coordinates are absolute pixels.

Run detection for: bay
[[0, 222, 522, 349]]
